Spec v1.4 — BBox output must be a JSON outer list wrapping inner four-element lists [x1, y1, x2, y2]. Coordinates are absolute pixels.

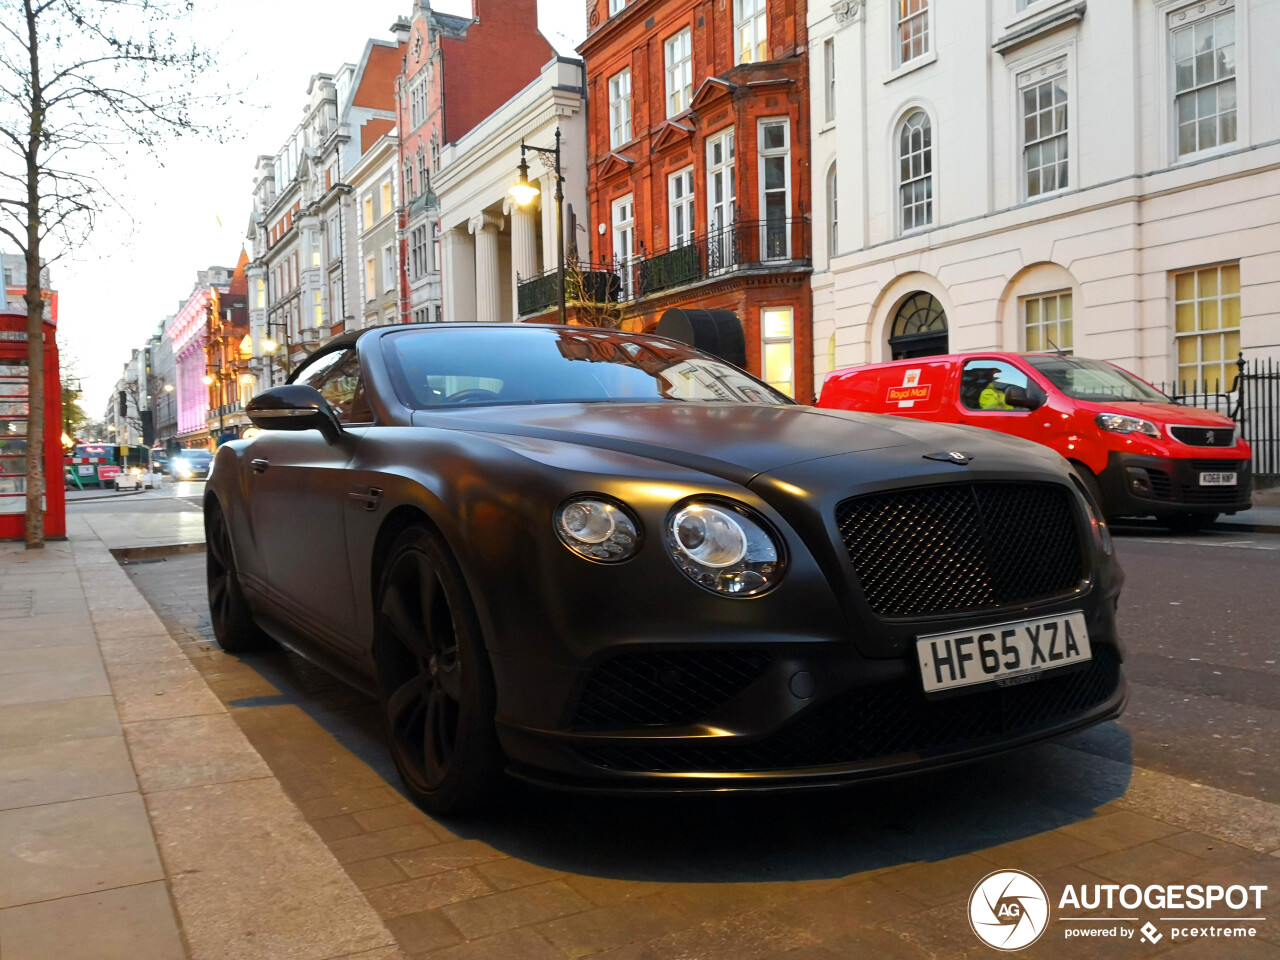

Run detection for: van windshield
[[1025, 356, 1167, 403]]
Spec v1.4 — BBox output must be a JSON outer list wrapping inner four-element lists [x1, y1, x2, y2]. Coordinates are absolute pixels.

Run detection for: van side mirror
[[246, 385, 343, 444], [1005, 382, 1047, 411]]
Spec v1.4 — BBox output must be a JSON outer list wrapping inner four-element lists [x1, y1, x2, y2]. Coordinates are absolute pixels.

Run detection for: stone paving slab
[[0, 882, 186, 960]]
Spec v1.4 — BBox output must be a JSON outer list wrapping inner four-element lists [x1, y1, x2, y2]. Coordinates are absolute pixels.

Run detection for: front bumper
[[1098, 452, 1251, 518], [493, 599, 1125, 794]]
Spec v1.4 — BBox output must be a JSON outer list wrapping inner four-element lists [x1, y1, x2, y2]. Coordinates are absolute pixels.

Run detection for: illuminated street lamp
[[163, 383, 174, 393], [510, 127, 566, 325]]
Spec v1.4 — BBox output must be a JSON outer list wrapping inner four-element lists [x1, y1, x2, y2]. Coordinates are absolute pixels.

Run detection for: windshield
[[384, 327, 791, 408], [1025, 356, 1167, 403], [175, 450, 211, 463]]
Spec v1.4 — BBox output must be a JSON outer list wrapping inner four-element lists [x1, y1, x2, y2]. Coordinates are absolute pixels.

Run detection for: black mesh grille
[[577, 646, 1122, 773], [834, 483, 1084, 618], [1147, 470, 1174, 500], [1171, 426, 1235, 447], [572, 651, 772, 729]]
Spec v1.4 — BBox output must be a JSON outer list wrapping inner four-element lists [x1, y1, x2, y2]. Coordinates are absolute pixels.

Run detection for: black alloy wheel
[[375, 526, 502, 816], [205, 502, 271, 653]]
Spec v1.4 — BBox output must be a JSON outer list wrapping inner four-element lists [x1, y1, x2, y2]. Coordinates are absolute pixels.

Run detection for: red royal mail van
[[818, 352, 1252, 528]]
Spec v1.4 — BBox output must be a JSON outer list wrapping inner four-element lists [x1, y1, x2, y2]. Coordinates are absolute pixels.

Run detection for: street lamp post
[[509, 127, 566, 325]]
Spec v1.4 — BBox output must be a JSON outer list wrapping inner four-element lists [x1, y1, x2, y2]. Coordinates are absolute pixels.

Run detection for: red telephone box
[[0, 293, 64, 541]]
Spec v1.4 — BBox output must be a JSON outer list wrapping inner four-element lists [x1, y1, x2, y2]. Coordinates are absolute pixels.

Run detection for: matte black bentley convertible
[[206, 323, 1126, 814]]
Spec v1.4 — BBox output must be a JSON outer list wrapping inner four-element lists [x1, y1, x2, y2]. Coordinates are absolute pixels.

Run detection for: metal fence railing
[[1158, 354, 1280, 479]]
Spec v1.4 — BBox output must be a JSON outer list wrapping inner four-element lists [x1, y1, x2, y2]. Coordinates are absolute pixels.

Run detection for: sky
[[40, 0, 586, 414]]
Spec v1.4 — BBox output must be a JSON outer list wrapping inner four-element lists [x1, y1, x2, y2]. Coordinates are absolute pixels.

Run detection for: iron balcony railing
[[516, 217, 811, 315]]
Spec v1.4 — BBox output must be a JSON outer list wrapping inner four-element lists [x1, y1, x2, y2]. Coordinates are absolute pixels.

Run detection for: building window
[[1024, 292, 1072, 353], [1171, 6, 1236, 159], [664, 28, 693, 118], [612, 195, 635, 299], [410, 225, 428, 280], [313, 290, 324, 327], [364, 257, 375, 302], [409, 77, 427, 128], [383, 244, 396, 292], [328, 214, 341, 259], [256, 278, 265, 309], [404, 161, 415, 200], [362, 195, 374, 230], [430, 135, 440, 173], [759, 119, 790, 260], [1175, 263, 1240, 390], [895, 0, 930, 66], [435, 305, 442, 323], [898, 110, 933, 233], [668, 168, 696, 249], [381, 179, 393, 217], [610, 0, 626, 13], [329, 275, 342, 323], [823, 37, 836, 124], [761, 307, 794, 397], [311, 233, 321, 268], [736, 0, 768, 64], [707, 128, 736, 272], [417, 152, 428, 197], [1021, 69, 1068, 198], [609, 68, 632, 148], [431, 223, 441, 273], [826, 163, 838, 256]]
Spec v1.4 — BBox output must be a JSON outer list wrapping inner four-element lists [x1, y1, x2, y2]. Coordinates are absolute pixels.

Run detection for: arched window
[[826, 163, 839, 257], [898, 111, 932, 233], [889, 291, 947, 359]]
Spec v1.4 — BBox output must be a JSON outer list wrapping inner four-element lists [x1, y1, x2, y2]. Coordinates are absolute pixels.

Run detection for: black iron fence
[[1159, 354, 1280, 478], [516, 217, 811, 316]]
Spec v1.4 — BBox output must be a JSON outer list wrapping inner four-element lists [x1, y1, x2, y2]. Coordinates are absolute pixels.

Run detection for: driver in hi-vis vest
[[978, 371, 1014, 411]]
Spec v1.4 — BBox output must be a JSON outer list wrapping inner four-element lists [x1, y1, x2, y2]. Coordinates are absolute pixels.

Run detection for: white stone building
[[808, 0, 1280, 398], [434, 57, 588, 325]]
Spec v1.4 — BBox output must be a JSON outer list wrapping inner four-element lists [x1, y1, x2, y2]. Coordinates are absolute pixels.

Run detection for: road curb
[[111, 542, 207, 563], [65, 489, 150, 502]]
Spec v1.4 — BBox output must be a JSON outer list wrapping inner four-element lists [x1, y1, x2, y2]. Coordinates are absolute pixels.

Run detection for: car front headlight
[[666, 501, 783, 597], [555, 497, 639, 562], [1095, 412, 1160, 438], [176, 463, 192, 477]]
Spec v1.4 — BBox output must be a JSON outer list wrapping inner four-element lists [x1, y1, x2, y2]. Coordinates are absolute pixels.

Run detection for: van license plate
[[1199, 472, 1237, 486], [916, 612, 1091, 695]]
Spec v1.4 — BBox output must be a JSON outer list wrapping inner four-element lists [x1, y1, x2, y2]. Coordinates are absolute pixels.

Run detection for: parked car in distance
[[206, 324, 1126, 815], [169, 449, 212, 481], [819, 352, 1251, 530]]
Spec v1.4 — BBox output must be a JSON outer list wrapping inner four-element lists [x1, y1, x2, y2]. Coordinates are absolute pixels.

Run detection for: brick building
[[399, 0, 556, 325], [203, 250, 253, 444], [578, 0, 813, 399]]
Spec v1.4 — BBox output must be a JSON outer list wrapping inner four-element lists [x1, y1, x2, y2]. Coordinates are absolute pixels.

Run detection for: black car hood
[[412, 402, 1013, 485]]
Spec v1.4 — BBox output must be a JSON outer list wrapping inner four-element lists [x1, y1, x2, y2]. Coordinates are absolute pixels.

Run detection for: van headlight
[[666, 501, 784, 597], [1095, 412, 1160, 438]]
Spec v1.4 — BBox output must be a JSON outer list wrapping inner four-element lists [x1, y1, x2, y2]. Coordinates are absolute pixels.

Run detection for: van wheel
[[1073, 465, 1108, 519]]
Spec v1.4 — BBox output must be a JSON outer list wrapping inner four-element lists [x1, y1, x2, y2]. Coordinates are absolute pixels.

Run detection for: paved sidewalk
[[0, 519, 406, 960]]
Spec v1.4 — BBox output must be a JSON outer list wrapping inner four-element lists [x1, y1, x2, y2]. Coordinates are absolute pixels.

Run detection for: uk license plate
[[1199, 472, 1237, 486], [916, 611, 1091, 695]]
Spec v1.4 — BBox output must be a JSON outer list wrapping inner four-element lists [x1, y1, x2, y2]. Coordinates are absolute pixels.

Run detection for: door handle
[[251, 459, 269, 475]]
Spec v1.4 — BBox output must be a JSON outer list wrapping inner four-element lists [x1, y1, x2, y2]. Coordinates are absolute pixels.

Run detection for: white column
[[442, 225, 476, 324], [469, 212, 504, 324], [539, 173, 558, 271], [505, 197, 539, 320]]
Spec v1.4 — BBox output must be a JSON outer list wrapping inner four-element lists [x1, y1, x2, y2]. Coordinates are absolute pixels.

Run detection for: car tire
[[374, 525, 504, 817], [205, 501, 273, 654], [1168, 512, 1217, 534]]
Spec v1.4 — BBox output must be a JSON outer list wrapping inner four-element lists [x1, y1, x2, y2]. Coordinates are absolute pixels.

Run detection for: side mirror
[[1005, 382, 1048, 411], [246, 385, 343, 444]]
